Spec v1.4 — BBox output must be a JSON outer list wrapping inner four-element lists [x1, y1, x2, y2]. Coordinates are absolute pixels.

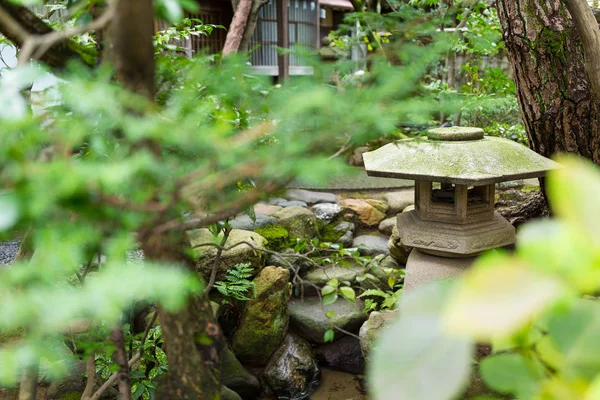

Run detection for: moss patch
[[254, 225, 290, 251], [60, 393, 83, 400], [319, 220, 344, 243], [0, 328, 24, 345]]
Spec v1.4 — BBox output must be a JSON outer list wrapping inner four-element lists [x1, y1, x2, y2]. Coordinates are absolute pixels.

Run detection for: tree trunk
[[238, 0, 268, 53], [141, 233, 224, 400], [109, 326, 132, 400], [496, 0, 600, 164], [108, 0, 225, 396], [223, 0, 254, 55]]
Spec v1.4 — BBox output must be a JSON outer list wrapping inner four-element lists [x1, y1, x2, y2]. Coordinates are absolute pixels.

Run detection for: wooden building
[[166, 0, 354, 78]]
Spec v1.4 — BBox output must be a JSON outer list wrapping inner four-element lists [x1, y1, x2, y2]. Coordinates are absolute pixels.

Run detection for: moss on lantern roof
[[363, 133, 560, 185]]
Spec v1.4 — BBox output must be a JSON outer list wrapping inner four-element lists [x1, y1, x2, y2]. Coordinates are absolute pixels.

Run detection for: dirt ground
[[310, 368, 368, 400]]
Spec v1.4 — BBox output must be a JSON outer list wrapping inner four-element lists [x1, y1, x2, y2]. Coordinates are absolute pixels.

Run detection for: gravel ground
[[0, 240, 144, 266], [0, 240, 19, 265]]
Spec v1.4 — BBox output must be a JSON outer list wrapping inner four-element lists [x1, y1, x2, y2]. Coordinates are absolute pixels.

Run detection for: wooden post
[[277, 0, 289, 82]]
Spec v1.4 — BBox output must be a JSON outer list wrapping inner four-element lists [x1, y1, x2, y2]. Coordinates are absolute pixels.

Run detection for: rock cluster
[[184, 188, 415, 399]]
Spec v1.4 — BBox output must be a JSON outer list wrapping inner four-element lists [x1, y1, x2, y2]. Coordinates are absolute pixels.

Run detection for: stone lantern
[[363, 127, 560, 291]]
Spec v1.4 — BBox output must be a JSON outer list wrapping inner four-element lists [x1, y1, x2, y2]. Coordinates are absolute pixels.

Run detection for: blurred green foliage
[[0, 0, 448, 388], [369, 157, 600, 400]]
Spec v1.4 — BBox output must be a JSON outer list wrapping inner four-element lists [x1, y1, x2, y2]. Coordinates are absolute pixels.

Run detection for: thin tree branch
[[18, 5, 114, 65], [81, 354, 96, 400], [203, 227, 232, 295], [109, 326, 132, 400]]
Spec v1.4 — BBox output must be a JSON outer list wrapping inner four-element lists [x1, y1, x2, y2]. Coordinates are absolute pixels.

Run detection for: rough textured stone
[[304, 264, 366, 286], [340, 199, 386, 227], [332, 221, 355, 234], [359, 310, 398, 360], [363, 136, 559, 185], [378, 217, 396, 235], [232, 267, 291, 365], [289, 298, 367, 344], [190, 229, 267, 282], [221, 385, 243, 400], [221, 346, 260, 399], [311, 203, 341, 223], [273, 206, 318, 239], [254, 203, 282, 216], [352, 234, 389, 256], [365, 199, 389, 214], [383, 190, 415, 215], [229, 214, 278, 231], [315, 336, 365, 374], [285, 189, 337, 204], [403, 249, 477, 292], [398, 210, 515, 257], [337, 231, 354, 248], [46, 360, 86, 400], [269, 198, 308, 208], [388, 224, 411, 265], [262, 333, 320, 400], [495, 188, 549, 228]]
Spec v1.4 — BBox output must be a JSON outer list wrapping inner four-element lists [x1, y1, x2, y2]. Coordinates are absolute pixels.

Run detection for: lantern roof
[[363, 127, 560, 185]]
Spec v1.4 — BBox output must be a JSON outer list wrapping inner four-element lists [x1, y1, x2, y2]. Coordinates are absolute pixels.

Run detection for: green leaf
[[325, 310, 335, 318], [548, 156, 600, 247], [479, 353, 543, 398], [357, 289, 387, 298], [323, 329, 335, 343], [370, 281, 473, 400], [340, 286, 356, 302], [443, 253, 564, 340], [326, 278, 339, 288], [546, 299, 600, 379], [321, 285, 336, 296], [387, 276, 396, 289], [322, 293, 338, 306]]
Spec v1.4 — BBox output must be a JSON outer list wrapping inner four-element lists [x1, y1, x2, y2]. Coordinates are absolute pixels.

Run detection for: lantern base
[[398, 210, 515, 257], [403, 249, 480, 293]]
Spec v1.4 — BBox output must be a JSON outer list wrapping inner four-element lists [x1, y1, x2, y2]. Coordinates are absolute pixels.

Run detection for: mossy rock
[[60, 393, 83, 400], [254, 225, 290, 251], [319, 220, 344, 243]]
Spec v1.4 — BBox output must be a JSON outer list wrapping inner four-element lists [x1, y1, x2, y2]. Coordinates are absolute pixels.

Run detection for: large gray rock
[[289, 298, 367, 344], [273, 206, 318, 239], [358, 310, 398, 361], [304, 264, 366, 286], [46, 360, 86, 400], [262, 334, 320, 400], [231, 267, 291, 365], [383, 190, 415, 215], [352, 234, 390, 256], [286, 189, 337, 205], [315, 336, 365, 374], [311, 203, 341, 223], [378, 216, 396, 235], [269, 198, 308, 208], [189, 229, 267, 282], [229, 214, 279, 231], [221, 346, 260, 399]]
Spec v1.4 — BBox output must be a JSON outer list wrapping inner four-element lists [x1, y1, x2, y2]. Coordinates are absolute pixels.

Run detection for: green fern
[[214, 263, 256, 301]]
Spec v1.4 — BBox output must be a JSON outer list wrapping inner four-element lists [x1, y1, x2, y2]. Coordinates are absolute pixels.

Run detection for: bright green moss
[[254, 225, 290, 251], [60, 393, 83, 400]]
